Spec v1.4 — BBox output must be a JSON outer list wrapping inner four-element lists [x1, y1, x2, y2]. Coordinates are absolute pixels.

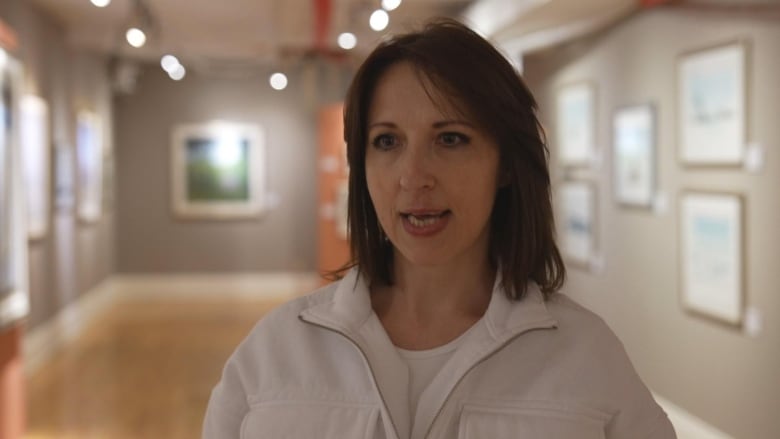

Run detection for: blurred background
[[0, 0, 778, 438]]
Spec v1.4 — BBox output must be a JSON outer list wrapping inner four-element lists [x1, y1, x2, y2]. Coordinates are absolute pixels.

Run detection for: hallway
[[23, 297, 284, 439]]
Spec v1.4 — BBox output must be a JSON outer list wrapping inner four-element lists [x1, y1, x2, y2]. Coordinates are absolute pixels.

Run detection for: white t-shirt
[[395, 320, 482, 424]]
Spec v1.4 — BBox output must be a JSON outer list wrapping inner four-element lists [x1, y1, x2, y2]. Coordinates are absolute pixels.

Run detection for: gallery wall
[[0, 0, 116, 331], [114, 62, 352, 273], [521, 6, 779, 437]]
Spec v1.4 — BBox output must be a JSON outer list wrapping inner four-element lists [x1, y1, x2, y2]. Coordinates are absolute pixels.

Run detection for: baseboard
[[23, 272, 321, 376], [0, 290, 30, 330], [110, 272, 321, 302], [654, 393, 734, 439]]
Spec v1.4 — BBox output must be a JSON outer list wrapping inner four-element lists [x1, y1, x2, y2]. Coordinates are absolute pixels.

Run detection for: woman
[[203, 19, 676, 439]]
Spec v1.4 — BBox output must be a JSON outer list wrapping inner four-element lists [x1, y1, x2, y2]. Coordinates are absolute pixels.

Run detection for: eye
[[370, 133, 399, 150], [437, 132, 470, 147]]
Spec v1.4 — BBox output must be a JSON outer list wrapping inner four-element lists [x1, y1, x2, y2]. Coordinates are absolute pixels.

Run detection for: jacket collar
[[298, 267, 558, 439], [300, 266, 558, 339]]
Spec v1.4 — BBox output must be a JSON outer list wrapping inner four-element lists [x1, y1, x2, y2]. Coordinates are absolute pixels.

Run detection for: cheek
[[365, 171, 380, 206]]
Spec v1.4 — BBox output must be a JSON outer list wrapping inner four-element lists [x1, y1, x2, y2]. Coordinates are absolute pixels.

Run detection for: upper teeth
[[409, 215, 440, 227]]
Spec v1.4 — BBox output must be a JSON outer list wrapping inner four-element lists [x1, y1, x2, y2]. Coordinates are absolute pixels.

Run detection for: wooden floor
[[23, 298, 285, 439]]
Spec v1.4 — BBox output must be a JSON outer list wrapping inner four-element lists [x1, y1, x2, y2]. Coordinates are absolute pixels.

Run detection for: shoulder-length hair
[[337, 18, 565, 300]]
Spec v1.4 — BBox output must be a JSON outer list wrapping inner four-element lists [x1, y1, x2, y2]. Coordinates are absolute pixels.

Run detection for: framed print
[[678, 42, 746, 165], [335, 179, 348, 240], [680, 192, 744, 326], [20, 95, 50, 239], [559, 181, 596, 267], [0, 55, 13, 299], [54, 142, 75, 211], [171, 121, 266, 219], [556, 82, 596, 166], [76, 111, 103, 223], [0, 46, 30, 327], [613, 104, 655, 208]]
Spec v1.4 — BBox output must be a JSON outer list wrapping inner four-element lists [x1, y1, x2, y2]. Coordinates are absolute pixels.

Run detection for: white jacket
[[203, 268, 676, 439]]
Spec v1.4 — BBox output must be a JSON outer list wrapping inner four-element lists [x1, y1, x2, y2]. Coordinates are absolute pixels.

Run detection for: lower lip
[[401, 212, 450, 237]]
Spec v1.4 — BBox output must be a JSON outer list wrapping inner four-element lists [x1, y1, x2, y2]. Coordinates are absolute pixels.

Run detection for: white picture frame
[[678, 42, 746, 166], [0, 51, 14, 302], [613, 103, 655, 208], [0, 47, 30, 328], [335, 179, 349, 240], [171, 121, 266, 219], [76, 111, 103, 223], [680, 192, 744, 326], [556, 82, 596, 167], [559, 181, 596, 268], [20, 95, 50, 240]]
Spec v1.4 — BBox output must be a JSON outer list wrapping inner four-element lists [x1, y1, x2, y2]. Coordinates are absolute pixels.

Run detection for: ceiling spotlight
[[169, 64, 186, 81], [91, 0, 111, 6], [125, 27, 147, 48], [269, 72, 288, 90], [337, 32, 357, 50], [369, 9, 389, 32], [381, 0, 401, 11], [160, 54, 180, 73]]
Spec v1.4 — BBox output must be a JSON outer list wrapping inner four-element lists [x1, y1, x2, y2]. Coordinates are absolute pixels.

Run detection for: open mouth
[[401, 210, 451, 228]]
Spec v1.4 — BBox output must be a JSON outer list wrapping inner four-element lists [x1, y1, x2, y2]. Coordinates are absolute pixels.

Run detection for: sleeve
[[202, 351, 251, 438], [595, 329, 677, 439], [637, 413, 678, 439]]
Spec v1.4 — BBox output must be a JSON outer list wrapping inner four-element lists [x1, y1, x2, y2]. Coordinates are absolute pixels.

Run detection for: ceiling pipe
[[314, 0, 332, 51]]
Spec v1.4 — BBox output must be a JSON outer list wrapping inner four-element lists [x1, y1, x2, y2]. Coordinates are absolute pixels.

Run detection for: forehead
[[367, 61, 470, 123]]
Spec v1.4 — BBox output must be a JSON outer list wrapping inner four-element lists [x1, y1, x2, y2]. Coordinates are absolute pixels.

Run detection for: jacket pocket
[[458, 401, 609, 439], [241, 400, 380, 439]]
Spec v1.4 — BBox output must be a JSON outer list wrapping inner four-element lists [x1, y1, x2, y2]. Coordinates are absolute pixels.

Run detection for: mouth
[[400, 210, 451, 231]]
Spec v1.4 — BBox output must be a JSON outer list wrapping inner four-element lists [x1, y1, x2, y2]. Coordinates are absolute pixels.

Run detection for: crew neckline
[[396, 319, 481, 359]]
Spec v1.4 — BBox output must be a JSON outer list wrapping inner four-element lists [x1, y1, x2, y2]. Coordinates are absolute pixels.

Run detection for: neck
[[373, 250, 496, 325]]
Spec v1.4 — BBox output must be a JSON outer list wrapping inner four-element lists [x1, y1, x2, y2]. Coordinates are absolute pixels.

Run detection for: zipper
[[299, 315, 402, 439], [420, 321, 556, 439]]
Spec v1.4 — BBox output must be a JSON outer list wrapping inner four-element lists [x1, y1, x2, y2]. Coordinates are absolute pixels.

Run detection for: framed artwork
[[54, 142, 75, 211], [0, 54, 13, 299], [556, 82, 596, 166], [0, 46, 30, 327], [171, 122, 265, 219], [680, 192, 744, 326], [613, 103, 656, 208], [76, 111, 103, 223], [335, 179, 348, 240], [678, 41, 747, 165], [559, 181, 596, 267], [20, 95, 50, 239]]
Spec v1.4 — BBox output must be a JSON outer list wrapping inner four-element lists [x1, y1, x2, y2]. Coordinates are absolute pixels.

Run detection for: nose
[[398, 143, 435, 191]]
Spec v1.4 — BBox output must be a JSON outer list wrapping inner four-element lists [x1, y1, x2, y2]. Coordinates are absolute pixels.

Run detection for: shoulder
[[533, 294, 673, 435], [544, 292, 619, 344], [538, 292, 639, 381], [242, 281, 340, 343]]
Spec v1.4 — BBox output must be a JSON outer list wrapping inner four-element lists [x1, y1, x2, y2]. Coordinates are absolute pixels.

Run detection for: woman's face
[[365, 62, 500, 269]]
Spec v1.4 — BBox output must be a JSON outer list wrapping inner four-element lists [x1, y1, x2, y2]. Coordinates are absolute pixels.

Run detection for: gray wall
[[522, 7, 779, 438], [114, 63, 349, 273], [0, 0, 116, 329]]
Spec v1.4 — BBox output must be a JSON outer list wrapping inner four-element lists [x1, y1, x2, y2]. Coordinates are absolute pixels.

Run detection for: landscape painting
[[171, 122, 265, 219]]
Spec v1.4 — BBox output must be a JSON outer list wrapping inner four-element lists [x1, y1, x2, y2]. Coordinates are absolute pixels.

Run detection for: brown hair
[[336, 18, 565, 300]]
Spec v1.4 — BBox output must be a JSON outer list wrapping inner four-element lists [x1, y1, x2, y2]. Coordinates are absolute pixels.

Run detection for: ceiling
[[28, 0, 648, 73]]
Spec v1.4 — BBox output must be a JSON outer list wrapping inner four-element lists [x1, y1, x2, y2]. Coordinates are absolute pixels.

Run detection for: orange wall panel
[[317, 103, 351, 279]]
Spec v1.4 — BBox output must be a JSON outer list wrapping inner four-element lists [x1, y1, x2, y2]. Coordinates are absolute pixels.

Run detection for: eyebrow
[[367, 120, 475, 130]]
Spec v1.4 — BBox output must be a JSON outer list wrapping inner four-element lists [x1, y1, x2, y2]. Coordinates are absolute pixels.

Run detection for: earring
[[379, 227, 390, 243]]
